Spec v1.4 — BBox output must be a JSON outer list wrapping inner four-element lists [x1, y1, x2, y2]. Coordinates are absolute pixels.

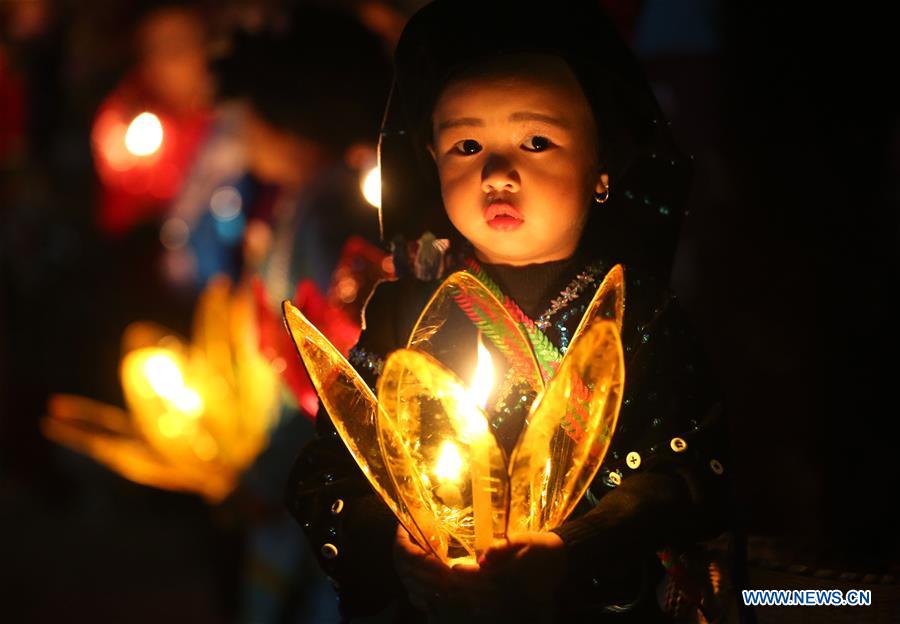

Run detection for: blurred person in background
[[193, 6, 396, 623], [61, 0, 218, 421], [91, 0, 213, 237]]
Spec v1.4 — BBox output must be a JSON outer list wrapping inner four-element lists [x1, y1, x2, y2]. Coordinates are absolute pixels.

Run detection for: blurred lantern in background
[[42, 276, 280, 502]]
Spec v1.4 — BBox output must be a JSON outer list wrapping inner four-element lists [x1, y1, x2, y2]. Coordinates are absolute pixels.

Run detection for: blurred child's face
[[430, 55, 603, 265], [138, 8, 211, 113]]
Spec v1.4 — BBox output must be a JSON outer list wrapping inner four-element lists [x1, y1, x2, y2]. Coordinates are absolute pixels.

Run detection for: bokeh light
[[124, 112, 164, 156], [210, 186, 242, 221], [361, 164, 381, 208]]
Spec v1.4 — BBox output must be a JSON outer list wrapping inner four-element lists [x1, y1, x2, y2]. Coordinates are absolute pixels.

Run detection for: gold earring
[[593, 184, 610, 204]]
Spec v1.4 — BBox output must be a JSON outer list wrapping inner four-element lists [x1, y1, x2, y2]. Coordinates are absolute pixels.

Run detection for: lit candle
[[462, 335, 494, 556]]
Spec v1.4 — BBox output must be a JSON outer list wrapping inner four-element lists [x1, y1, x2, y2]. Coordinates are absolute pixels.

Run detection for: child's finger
[[395, 525, 428, 554], [449, 562, 481, 588], [393, 527, 448, 578], [478, 541, 523, 569]]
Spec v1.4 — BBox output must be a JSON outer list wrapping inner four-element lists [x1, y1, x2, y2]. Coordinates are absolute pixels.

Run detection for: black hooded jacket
[[286, 2, 730, 621]]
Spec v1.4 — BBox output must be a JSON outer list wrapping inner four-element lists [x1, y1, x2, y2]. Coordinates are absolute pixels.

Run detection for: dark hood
[[378, 0, 692, 282]]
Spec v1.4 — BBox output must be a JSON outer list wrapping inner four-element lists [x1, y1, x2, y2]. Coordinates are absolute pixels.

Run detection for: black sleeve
[[551, 295, 730, 606], [284, 279, 408, 618]]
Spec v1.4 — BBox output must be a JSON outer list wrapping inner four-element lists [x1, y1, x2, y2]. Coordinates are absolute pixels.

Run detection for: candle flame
[[458, 336, 493, 438], [470, 338, 494, 409]]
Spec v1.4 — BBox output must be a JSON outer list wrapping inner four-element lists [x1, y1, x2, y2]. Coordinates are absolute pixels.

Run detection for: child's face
[[430, 55, 604, 265]]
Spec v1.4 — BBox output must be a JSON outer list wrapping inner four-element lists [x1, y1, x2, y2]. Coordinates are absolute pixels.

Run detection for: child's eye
[[521, 135, 553, 152], [451, 139, 482, 155]]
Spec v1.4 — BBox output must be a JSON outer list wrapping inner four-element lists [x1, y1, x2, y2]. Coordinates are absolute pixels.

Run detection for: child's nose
[[481, 154, 520, 193]]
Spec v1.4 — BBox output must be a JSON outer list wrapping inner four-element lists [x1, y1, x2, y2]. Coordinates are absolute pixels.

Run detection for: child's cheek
[[439, 161, 482, 201], [530, 164, 588, 221], [438, 171, 477, 225]]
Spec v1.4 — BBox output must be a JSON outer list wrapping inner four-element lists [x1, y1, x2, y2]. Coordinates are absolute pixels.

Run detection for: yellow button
[[608, 471, 622, 487], [626, 452, 641, 469], [670, 437, 687, 453], [321, 543, 339, 559], [330, 499, 344, 515]]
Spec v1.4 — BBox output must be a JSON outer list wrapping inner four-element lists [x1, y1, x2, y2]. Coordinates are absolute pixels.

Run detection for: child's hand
[[452, 531, 568, 615], [393, 524, 453, 612]]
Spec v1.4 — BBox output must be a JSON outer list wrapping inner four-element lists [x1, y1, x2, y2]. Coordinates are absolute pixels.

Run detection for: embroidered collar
[[461, 257, 603, 381]]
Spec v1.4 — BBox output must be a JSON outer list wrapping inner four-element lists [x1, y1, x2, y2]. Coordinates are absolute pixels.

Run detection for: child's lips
[[484, 202, 524, 230]]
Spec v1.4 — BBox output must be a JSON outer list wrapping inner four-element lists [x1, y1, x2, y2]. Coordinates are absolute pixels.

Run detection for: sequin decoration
[[555, 303, 588, 353], [535, 262, 605, 330], [348, 345, 384, 378]]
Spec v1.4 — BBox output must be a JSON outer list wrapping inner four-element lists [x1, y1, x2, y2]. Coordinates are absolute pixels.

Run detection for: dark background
[[1, 1, 896, 622]]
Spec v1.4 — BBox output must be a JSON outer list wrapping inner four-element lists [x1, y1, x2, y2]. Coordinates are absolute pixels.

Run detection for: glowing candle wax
[[461, 336, 494, 555]]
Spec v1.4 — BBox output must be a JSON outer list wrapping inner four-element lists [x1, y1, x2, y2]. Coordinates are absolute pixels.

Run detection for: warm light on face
[[361, 165, 381, 208], [429, 55, 600, 266], [125, 112, 164, 156]]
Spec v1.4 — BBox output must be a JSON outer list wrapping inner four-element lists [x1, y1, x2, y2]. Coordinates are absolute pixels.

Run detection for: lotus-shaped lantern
[[283, 266, 626, 564], [42, 276, 280, 502]]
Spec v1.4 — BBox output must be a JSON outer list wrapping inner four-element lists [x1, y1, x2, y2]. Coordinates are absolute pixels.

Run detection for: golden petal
[[508, 320, 625, 533], [378, 348, 509, 564], [568, 264, 625, 345], [282, 302, 434, 555], [42, 396, 233, 501]]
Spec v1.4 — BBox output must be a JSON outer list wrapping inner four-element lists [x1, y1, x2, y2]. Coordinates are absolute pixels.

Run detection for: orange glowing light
[[43, 277, 280, 502]]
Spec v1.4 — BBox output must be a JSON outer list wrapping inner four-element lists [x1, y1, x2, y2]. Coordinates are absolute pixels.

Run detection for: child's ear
[[594, 172, 609, 194]]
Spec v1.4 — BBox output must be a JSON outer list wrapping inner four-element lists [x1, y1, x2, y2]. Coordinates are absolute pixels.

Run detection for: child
[[287, 2, 732, 622]]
